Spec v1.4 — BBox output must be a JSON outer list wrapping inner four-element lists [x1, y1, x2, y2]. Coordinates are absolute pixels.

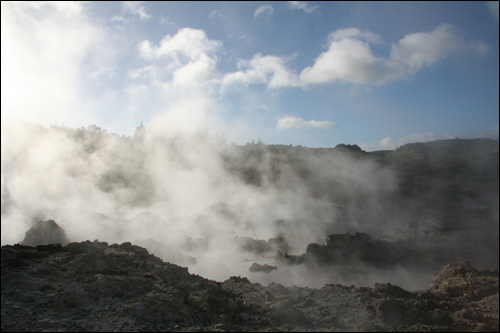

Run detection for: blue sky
[[1, 1, 499, 150]]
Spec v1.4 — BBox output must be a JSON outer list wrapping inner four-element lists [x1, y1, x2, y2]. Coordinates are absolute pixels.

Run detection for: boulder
[[430, 261, 499, 300], [249, 263, 277, 273], [21, 220, 69, 246]]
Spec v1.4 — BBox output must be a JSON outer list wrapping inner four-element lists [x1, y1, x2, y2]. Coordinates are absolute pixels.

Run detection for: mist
[[1, 119, 498, 291]]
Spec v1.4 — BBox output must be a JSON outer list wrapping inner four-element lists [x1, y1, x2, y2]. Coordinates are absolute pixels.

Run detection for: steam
[[1, 118, 410, 286]]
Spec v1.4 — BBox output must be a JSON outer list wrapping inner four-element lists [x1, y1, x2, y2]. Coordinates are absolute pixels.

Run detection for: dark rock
[[134, 238, 196, 266], [275, 250, 305, 265], [249, 263, 277, 273], [66, 240, 107, 254], [224, 276, 251, 284], [21, 220, 69, 246], [374, 282, 414, 299], [306, 232, 399, 267], [430, 261, 499, 300], [1, 242, 498, 332], [238, 236, 289, 255]]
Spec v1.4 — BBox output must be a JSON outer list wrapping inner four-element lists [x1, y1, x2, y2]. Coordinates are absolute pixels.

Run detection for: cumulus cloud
[[222, 54, 300, 89], [391, 24, 490, 72], [123, 28, 234, 140], [136, 28, 222, 90], [300, 30, 404, 85], [254, 5, 274, 19], [123, 1, 151, 21], [139, 28, 221, 61], [328, 27, 381, 44], [127, 28, 256, 143], [287, 1, 319, 13], [223, 24, 489, 89], [277, 116, 337, 130], [486, 1, 499, 23]]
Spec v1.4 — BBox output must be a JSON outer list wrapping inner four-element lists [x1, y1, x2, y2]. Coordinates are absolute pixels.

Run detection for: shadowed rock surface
[[249, 263, 277, 273], [1, 242, 498, 332], [21, 220, 69, 247]]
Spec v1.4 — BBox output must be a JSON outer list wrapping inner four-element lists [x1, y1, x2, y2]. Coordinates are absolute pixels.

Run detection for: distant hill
[[229, 138, 499, 212], [373, 139, 499, 209]]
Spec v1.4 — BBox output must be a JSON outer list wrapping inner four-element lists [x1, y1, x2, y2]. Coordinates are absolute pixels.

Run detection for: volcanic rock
[[249, 263, 277, 273], [21, 220, 69, 246], [430, 261, 499, 300], [1, 241, 498, 331]]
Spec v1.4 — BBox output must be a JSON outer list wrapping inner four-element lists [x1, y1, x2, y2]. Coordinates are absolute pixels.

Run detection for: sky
[[1, 1, 499, 150]]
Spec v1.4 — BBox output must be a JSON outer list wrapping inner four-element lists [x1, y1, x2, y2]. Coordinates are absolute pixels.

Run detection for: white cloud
[[277, 116, 337, 130], [254, 5, 274, 19], [300, 35, 404, 85], [159, 16, 175, 25], [287, 1, 319, 13], [391, 24, 490, 72], [111, 15, 127, 22], [209, 10, 223, 20], [486, 1, 499, 23], [139, 28, 221, 61], [122, 1, 151, 21], [136, 28, 222, 91], [171, 54, 217, 88], [224, 24, 489, 89], [328, 27, 381, 44], [222, 54, 300, 89], [11, 1, 85, 15], [127, 28, 238, 139]]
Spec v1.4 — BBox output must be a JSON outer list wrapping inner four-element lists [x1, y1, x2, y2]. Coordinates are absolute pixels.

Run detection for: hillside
[[373, 139, 499, 208], [223, 138, 499, 234]]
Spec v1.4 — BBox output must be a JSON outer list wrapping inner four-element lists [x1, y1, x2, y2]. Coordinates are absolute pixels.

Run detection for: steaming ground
[[2, 119, 498, 291]]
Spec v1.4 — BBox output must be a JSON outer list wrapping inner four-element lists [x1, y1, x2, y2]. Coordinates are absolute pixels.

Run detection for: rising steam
[[1, 119, 497, 291]]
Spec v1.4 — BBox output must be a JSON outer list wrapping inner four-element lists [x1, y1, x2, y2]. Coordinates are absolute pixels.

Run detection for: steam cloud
[[2, 118, 422, 288]]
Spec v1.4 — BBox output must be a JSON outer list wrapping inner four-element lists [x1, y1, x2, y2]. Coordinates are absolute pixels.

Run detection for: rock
[[249, 263, 277, 273], [1, 242, 498, 332], [239, 236, 289, 255], [240, 237, 273, 254], [66, 240, 106, 254], [275, 250, 305, 265], [134, 238, 196, 266], [374, 282, 414, 299], [430, 261, 499, 300], [306, 232, 396, 266], [21, 220, 69, 246]]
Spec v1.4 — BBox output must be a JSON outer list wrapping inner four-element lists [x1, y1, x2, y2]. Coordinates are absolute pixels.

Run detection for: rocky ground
[[2, 239, 498, 332]]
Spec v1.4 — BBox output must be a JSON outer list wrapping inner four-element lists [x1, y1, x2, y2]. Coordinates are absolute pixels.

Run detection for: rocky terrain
[[1, 125, 498, 331], [2, 239, 498, 332]]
